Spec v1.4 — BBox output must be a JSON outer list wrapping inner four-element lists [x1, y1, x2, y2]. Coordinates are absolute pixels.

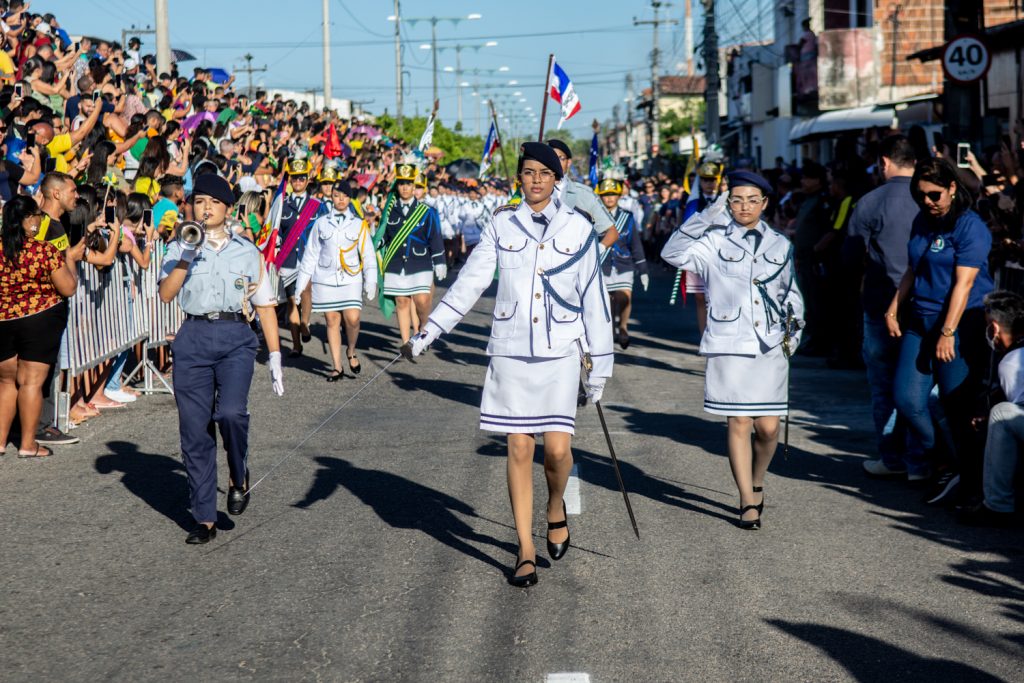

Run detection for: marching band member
[[373, 160, 446, 344], [661, 171, 804, 530], [456, 185, 489, 260], [404, 142, 613, 587], [596, 177, 649, 349], [269, 158, 323, 357], [295, 182, 377, 381], [158, 174, 285, 544], [546, 138, 619, 248], [316, 165, 339, 205], [681, 162, 725, 336]]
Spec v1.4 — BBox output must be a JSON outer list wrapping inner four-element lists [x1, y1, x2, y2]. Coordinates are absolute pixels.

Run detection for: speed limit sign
[[942, 35, 991, 84]]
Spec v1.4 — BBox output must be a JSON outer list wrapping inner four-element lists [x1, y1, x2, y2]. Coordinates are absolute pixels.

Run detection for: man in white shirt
[[962, 291, 1024, 527]]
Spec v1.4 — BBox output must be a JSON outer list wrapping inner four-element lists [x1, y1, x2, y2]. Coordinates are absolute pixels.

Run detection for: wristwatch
[[940, 326, 956, 338]]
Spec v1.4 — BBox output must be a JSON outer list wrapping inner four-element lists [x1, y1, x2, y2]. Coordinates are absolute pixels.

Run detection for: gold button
[[535, 293, 541, 300], [538, 268, 544, 275], [539, 244, 545, 250], [533, 316, 539, 323], [755, 321, 760, 327], [754, 299, 760, 305], [753, 258, 758, 263], [753, 279, 760, 285]]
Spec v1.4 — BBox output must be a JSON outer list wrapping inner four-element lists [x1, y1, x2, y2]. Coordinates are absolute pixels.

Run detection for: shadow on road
[[388, 371, 482, 407], [767, 619, 1006, 682], [292, 456, 518, 574]]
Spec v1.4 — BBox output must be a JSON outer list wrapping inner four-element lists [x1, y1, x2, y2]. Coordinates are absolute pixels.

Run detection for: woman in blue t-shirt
[[884, 158, 993, 486]]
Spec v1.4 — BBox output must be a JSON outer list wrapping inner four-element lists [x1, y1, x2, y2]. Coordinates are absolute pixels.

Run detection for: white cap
[[238, 176, 263, 194], [35, 22, 52, 35]]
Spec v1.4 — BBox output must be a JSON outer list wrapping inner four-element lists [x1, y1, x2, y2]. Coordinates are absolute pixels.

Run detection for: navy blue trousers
[[172, 319, 258, 524]]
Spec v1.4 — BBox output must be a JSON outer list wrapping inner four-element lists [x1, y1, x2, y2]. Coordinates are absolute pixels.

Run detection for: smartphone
[[43, 157, 56, 173], [114, 74, 122, 88], [956, 142, 971, 168], [143, 209, 153, 227], [13, 82, 23, 97], [104, 206, 116, 224], [92, 90, 101, 101], [25, 131, 35, 147], [73, 41, 81, 53]]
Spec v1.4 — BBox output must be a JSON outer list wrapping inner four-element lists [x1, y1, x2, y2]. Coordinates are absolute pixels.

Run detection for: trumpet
[[178, 220, 207, 249]]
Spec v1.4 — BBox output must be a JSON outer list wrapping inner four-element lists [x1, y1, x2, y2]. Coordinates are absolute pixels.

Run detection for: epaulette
[[575, 208, 594, 225], [493, 203, 517, 216], [703, 223, 729, 234]]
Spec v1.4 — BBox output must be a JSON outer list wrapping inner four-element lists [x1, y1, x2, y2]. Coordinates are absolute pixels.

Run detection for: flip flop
[[18, 444, 53, 458]]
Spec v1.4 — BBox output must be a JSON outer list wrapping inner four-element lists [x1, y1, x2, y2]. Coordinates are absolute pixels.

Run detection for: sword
[[578, 341, 640, 540], [780, 303, 803, 459], [246, 352, 404, 494]]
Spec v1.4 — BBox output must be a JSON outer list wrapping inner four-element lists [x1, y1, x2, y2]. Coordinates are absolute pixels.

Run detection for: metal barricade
[[125, 241, 183, 395]]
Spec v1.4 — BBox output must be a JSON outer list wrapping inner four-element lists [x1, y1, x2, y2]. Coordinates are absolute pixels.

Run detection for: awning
[[789, 105, 896, 142]]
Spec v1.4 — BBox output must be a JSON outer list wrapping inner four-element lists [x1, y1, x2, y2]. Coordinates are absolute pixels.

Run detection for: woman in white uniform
[[404, 142, 614, 587], [661, 171, 804, 530], [296, 182, 378, 381]]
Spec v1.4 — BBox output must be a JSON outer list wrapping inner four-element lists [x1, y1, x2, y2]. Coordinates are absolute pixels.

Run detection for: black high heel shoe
[[738, 505, 761, 530], [546, 500, 571, 560], [753, 485, 764, 514], [325, 370, 344, 383], [348, 355, 361, 375], [509, 559, 538, 587]]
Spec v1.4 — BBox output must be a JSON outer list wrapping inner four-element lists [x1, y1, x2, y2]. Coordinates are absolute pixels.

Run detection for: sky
[[47, 0, 774, 139]]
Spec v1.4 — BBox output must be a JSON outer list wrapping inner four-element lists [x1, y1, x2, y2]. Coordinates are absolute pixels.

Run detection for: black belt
[[185, 312, 247, 322]]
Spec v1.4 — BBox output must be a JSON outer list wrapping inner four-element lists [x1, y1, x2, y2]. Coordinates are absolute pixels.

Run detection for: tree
[[376, 114, 484, 161], [660, 103, 706, 143]]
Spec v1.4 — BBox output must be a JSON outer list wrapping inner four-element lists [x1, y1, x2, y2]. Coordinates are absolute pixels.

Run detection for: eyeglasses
[[920, 190, 944, 203], [727, 196, 765, 207], [521, 168, 556, 181]]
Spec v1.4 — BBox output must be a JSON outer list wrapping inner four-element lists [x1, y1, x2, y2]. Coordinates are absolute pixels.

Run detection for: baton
[[579, 342, 640, 540]]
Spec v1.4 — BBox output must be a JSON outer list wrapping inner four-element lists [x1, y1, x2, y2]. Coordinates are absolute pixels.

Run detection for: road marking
[[565, 463, 581, 515], [546, 674, 591, 683]]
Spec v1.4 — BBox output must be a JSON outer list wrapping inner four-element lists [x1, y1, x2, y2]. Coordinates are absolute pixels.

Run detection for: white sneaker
[[863, 459, 907, 478], [104, 389, 137, 403]]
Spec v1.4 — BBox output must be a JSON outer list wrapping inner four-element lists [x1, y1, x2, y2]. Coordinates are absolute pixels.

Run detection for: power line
[[334, 0, 392, 38]]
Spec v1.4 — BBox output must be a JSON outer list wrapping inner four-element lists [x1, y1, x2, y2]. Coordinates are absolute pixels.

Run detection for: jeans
[[105, 350, 129, 392], [862, 314, 907, 468], [983, 402, 1024, 512], [893, 309, 987, 481]]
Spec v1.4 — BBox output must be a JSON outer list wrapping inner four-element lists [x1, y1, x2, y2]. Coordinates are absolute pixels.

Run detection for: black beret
[[727, 170, 772, 195], [332, 182, 356, 198], [546, 138, 572, 159], [518, 142, 563, 180], [192, 173, 235, 206]]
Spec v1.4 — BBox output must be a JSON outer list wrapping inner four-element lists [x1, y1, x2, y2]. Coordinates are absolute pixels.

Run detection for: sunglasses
[[920, 190, 944, 202]]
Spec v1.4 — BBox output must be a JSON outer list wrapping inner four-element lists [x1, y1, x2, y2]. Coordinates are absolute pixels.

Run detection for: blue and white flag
[[588, 132, 599, 186]]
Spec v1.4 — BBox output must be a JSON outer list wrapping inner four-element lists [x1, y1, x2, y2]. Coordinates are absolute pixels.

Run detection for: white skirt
[[311, 281, 363, 312], [383, 268, 432, 296], [704, 342, 788, 416], [605, 266, 634, 292], [480, 355, 580, 434]]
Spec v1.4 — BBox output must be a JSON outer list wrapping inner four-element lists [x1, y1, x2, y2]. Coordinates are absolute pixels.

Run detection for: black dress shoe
[[753, 485, 765, 514], [738, 505, 761, 530], [348, 355, 361, 375], [325, 370, 344, 382], [186, 524, 217, 544], [228, 485, 250, 515], [546, 500, 571, 560], [509, 559, 538, 587]]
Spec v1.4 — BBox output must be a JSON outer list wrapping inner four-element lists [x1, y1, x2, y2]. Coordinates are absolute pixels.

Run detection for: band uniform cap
[[726, 170, 772, 195], [698, 162, 722, 178], [596, 178, 622, 195], [192, 173, 235, 206], [395, 163, 418, 182], [287, 158, 310, 176], [414, 169, 428, 188], [319, 166, 339, 183], [519, 142, 563, 180], [546, 138, 572, 159]]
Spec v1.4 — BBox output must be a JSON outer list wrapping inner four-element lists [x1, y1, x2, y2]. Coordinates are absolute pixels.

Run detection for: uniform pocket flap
[[709, 306, 741, 322], [718, 248, 745, 262], [497, 238, 529, 253], [493, 300, 517, 320], [763, 250, 789, 265]]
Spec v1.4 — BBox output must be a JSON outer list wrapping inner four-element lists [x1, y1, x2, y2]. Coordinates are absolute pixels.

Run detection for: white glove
[[364, 282, 377, 300], [178, 245, 199, 263], [268, 351, 284, 396], [585, 377, 606, 403], [401, 324, 441, 360], [434, 263, 447, 281], [706, 191, 730, 223], [640, 273, 649, 292]]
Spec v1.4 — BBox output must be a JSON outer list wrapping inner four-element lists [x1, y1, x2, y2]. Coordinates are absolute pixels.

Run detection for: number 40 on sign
[[942, 35, 991, 84]]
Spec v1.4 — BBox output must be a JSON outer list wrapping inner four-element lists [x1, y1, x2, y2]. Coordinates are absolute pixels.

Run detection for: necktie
[[744, 229, 762, 253], [532, 213, 549, 227]]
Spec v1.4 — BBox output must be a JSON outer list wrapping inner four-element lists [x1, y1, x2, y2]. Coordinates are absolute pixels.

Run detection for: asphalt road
[[2, 268, 1022, 682]]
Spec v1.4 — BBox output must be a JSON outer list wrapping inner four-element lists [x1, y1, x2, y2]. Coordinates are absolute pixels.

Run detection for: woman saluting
[[661, 171, 805, 530], [404, 142, 614, 587]]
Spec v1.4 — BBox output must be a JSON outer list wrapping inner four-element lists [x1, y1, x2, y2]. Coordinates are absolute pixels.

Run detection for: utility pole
[[634, 2, 677, 154], [684, 0, 694, 75], [394, 0, 403, 129], [322, 0, 332, 110], [431, 20, 438, 107], [888, 4, 901, 100], [701, 0, 720, 144], [456, 46, 463, 129], [154, 0, 171, 75], [237, 53, 267, 99]]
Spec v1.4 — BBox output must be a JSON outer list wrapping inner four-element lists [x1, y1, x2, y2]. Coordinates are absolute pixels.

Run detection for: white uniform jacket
[[427, 199, 614, 379], [661, 199, 804, 356], [295, 209, 377, 295]]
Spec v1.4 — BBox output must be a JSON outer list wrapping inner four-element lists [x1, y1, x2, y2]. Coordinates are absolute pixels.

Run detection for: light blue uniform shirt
[[160, 233, 263, 315]]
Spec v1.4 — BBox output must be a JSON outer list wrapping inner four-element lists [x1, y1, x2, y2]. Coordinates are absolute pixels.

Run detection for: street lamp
[[429, 40, 497, 128], [388, 12, 482, 105]]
